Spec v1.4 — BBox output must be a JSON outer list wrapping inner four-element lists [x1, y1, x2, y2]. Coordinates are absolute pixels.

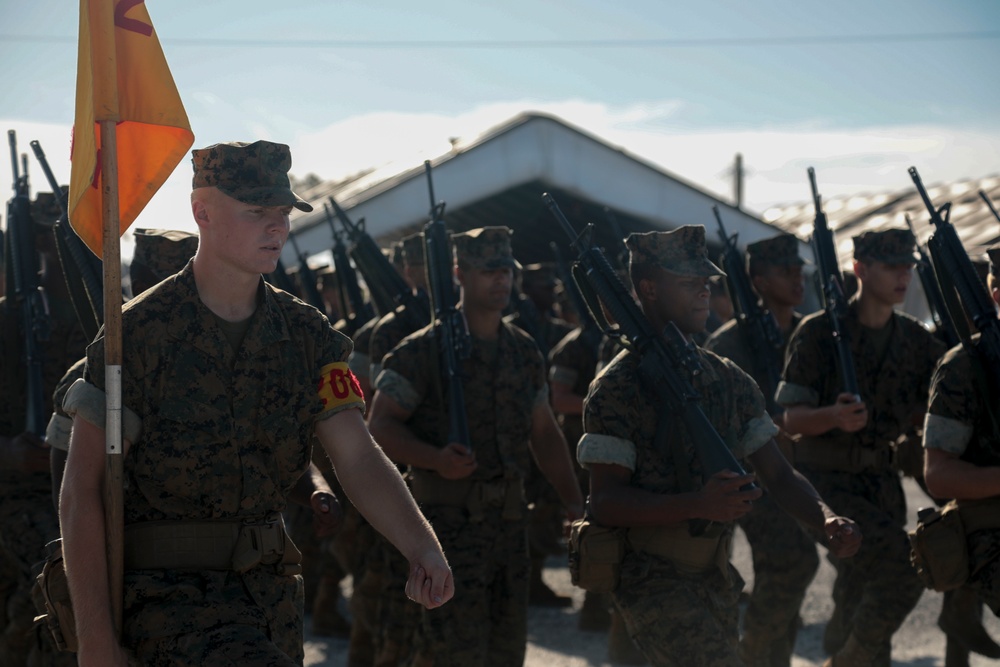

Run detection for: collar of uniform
[[164, 263, 290, 357]]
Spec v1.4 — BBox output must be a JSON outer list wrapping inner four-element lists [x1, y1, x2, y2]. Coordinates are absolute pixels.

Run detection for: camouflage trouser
[[411, 507, 530, 667], [802, 468, 924, 657], [132, 623, 301, 666], [0, 487, 74, 667], [373, 538, 424, 667], [613, 551, 745, 667], [739, 492, 820, 664], [969, 528, 1000, 616]]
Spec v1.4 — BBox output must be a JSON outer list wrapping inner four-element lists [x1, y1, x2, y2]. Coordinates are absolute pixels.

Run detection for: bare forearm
[[369, 415, 443, 472], [334, 440, 440, 561], [61, 475, 118, 655], [926, 457, 1000, 500], [530, 420, 583, 512], [783, 405, 838, 436], [550, 388, 584, 416]]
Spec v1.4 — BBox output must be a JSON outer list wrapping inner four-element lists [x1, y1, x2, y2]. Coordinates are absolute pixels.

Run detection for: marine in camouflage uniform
[[59, 140, 452, 665], [704, 233, 818, 667], [505, 263, 576, 607], [579, 226, 860, 667], [777, 228, 947, 666], [369, 227, 584, 666], [365, 232, 431, 667], [923, 246, 1000, 638], [0, 190, 86, 666]]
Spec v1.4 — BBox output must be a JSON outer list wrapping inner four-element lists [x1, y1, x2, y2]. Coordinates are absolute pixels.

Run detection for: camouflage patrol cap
[[746, 234, 805, 267], [400, 232, 425, 266], [852, 228, 919, 264], [191, 140, 313, 212], [132, 228, 199, 283], [521, 262, 558, 287], [452, 226, 517, 270], [30, 188, 68, 227], [626, 226, 725, 277]]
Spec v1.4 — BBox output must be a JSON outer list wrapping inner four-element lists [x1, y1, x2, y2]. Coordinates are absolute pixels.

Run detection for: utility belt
[[569, 518, 731, 594], [409, 469, 525, 523], [791, 440, 894, 473], [123, 513, 302, 575], [909, 497, 1000, 592]]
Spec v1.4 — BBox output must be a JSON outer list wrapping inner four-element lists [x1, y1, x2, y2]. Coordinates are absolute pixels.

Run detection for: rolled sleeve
[[737, 414, 780, 458], [374, 368, 421, 412], [45, 413, 73, 451], [923, 413, 973, 455], [63, 379, 144, 444], [577, 433, 637, 471], [775, 381, 819, 408]]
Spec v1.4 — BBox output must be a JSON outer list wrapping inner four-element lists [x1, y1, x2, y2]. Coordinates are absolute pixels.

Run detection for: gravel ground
[[304, 477, 1000, 666]]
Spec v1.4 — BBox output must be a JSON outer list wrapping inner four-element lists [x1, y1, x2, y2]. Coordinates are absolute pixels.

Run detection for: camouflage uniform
[[0, 191, 88, 666], [375, 227, 547, 666], [776, 228, 947, 661], [925, 331, 1000, 613], [704, 234, 817, 667], [64, 141, 364, 664], [579, 227, 780, 666], [364, 233, 429, 667]]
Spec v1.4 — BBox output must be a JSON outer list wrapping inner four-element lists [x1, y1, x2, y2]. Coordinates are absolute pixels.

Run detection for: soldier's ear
[[192, 200, 210, 228]]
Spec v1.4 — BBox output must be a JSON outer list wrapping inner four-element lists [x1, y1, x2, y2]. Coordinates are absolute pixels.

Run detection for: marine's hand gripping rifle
[[713, 206, 783, 415], [423, 161, 471, 450], [808, 168, 860, 399], [910, 167, 1000, 382], [543, 193, 754, 499]]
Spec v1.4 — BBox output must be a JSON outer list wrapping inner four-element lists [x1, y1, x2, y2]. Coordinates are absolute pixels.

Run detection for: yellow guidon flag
[[69, 0, 194, 256]]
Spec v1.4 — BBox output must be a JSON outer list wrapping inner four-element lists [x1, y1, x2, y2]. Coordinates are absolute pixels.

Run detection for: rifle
[[423, 160, 470, 449], [904, 212, 959, 347], [323, 200, 376, 334], [30, 139, 104, 341], [713, 206, 784, 414], [550, 240, 602, 353], [982, 190, 1000, 223], [327, 196, 429, 331], [808, 168, 860, 399], [602, 206, 629, 272], [543, 193, 754, 532], [267, 257, 300, 297], [6, 130, 50, 436], [910, 167, 1000, 384], [286, 232, 326, 311]]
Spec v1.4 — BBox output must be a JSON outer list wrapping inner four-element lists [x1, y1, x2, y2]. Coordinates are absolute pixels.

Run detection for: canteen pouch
[[32, 539, 77, 653], [568, 517, 624, 594], [908, 502, 969, 592]]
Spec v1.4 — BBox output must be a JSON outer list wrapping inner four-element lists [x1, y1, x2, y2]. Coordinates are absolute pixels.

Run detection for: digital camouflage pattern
[[369, 303, 427, 384], [745, 233, 805, 269], [924, 337, 1000, 613], [705, 313, 818, 667], [504, 298, 573, 360], [579, 346, 778, 665], [451, 226, 518, 270], [777, 299, 947, 656], [346, 315, 377, 388], [191, 140, 312, 212], [74, 262, 360, 659], [131, 228, 199, 286], [852, 228, 919, 264], [376, 321, 546, 665], [0, 288, 88, 664], [625, 226, 724, 278]]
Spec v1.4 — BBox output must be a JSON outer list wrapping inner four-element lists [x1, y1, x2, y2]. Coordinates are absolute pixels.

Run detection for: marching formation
[[2, 134, 1000, 667]]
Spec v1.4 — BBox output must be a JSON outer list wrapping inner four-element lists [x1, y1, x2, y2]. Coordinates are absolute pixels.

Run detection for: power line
[[1, 31, 998, 49]]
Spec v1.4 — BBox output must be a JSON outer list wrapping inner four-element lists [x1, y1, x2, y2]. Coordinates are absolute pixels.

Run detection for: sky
[[1, 0, 998, 251]]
